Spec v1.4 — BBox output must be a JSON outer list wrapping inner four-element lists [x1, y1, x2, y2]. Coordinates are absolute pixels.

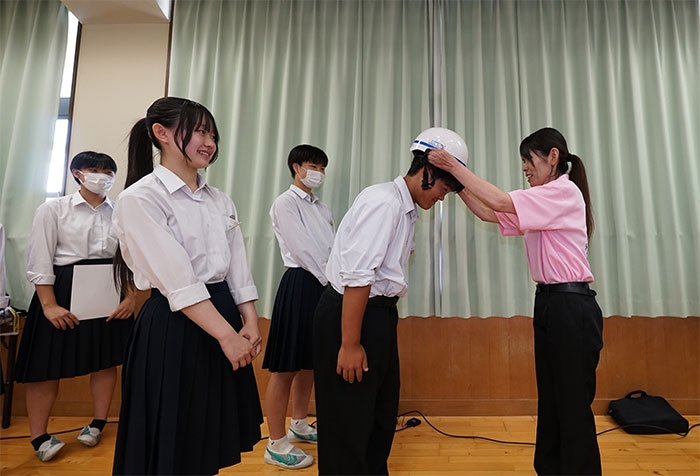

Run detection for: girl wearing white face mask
[[262, 144, 334, 469], [76, 169, 116, 196], [15, 151, 135, 462]]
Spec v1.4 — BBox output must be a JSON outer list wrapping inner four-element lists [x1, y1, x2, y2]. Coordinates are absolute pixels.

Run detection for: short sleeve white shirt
[[326, 176, 417, 298], [26, 192, 116, 285], [112, 165, 258, 311]]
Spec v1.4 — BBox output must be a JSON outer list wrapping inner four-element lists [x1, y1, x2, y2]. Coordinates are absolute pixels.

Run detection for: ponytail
[[567, 154, 594, 241], [114, 118, 156, 294], [520, 127, 594, 241], [125, 118, 155, 188]]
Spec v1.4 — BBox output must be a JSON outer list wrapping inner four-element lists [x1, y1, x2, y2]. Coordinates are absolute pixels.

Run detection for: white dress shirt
[[112, 165, 258, 312], [26, 192, 116, 285], [326, 176, 417, 298], [270, 185, 335, 285]]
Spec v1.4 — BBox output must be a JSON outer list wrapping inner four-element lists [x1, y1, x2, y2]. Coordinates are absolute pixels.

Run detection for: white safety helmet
[[410, 127, 469, 166]]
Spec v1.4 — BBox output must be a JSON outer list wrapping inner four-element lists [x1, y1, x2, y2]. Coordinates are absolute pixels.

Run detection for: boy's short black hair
[[407, 150, 464, 193], [287, 144, 329, 178], [70, 151, 117, 184]]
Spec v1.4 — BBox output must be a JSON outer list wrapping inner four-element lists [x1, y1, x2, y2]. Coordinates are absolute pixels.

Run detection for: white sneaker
[[264, 439, 314, 469], [287, 422, 318, 444], [36, 435, 65, 462], [77, 425, 101, 447]]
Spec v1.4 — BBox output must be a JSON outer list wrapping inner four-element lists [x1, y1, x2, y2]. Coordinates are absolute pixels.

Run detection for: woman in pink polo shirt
[[429, 127, 603, 476]]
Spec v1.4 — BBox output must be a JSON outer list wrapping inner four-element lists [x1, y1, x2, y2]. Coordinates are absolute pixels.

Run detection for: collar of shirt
[[289, 184, 318, 203], [154, 164, 209, 196], [392, 176, 418, 221], [70, 190, 113, 210]]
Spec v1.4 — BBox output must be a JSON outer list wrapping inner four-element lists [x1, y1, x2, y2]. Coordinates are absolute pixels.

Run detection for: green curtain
[[170, 0, 438, 318], [438, 0, 700, 317], [437, 0, 531, 317], [0, 0, 68, 309], [170, 0, 699, 318]]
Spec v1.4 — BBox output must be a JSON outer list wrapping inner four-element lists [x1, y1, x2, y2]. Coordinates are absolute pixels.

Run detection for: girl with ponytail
[[429, 127, 603, 476], [111, 97, 263, 475]]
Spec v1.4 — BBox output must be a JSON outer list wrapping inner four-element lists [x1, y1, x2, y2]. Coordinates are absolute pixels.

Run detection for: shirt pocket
[[224, 214, 241, 232]]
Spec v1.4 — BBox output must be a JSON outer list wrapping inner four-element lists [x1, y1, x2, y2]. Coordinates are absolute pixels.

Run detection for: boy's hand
[[337, 343, 368, 384]]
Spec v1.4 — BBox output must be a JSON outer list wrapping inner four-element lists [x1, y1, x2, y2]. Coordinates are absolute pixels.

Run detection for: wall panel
[[3, 315, 697, 421]]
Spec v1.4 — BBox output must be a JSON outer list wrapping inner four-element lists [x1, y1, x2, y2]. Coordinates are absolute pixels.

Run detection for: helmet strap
[[421, 151, 435, 190]]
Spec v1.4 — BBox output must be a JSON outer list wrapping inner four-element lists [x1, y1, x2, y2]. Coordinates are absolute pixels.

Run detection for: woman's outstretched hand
[[428, 148, 459, 172]]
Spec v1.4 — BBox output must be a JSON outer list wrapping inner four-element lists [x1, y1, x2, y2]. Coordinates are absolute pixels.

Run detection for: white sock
[[268, 435, 292, 452], [290, 418, 307, 428]]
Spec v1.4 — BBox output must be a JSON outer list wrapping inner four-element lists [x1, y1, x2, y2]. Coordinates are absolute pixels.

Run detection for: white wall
[[65, 22, 170, 198]]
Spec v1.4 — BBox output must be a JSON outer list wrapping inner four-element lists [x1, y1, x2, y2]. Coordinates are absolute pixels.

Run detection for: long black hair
[[114, 97, 220, 293], [519, 127, 594, 240]]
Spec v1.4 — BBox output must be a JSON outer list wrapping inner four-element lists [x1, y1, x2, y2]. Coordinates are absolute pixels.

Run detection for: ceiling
[[61, 0, 170, 24]]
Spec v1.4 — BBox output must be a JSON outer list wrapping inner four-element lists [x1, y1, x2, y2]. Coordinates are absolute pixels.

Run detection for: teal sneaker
[[287, 423, 318, 444], [77, 425, 101, 447], [264, 442, 313, 469], [36, 435, 65, 462]]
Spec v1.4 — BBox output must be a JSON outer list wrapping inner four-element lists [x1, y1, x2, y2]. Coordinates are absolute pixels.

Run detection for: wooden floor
[[1, 415, 698, 475]]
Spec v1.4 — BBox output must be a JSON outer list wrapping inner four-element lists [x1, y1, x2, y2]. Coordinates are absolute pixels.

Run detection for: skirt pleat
[[14, 259, 133, 383], [263, 267, 324, 372], [113, 282, 263, 476]]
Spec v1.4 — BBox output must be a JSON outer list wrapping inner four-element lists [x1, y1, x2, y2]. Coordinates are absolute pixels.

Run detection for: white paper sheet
[[70, 264, 120, 320]]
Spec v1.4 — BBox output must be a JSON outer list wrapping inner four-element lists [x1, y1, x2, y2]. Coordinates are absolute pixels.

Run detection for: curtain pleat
[[169, 0, 699, 318], [170, 0, 434, 318], [0, 0, 68, 308], [437, 0, 699, 318]]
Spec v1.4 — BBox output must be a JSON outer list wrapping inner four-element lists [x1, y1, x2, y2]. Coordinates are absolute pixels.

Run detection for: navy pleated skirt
[[112, 282, 263, 476], [14, 258, 133, 383], [262, 267, 324, 372]]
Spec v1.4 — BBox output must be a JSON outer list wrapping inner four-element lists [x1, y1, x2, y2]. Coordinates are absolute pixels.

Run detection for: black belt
[[536, 282, 593, 296]]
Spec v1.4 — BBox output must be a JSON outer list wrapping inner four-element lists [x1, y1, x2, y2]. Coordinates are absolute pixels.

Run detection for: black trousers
[[533, 287, 604, 476], [313, 287, 399, 476]]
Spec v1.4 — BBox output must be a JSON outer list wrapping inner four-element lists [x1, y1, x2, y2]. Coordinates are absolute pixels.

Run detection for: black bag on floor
[[608, 390, 689, 434]]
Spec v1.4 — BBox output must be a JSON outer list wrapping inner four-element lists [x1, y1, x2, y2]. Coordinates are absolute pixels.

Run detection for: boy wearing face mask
[[262, 144, 334, 469], [15, 151, 135, 462]]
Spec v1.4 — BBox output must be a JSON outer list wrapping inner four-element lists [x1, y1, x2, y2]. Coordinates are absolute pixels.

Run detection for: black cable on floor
[[396, 410, 535, 445], [395, 410, 699, 444]]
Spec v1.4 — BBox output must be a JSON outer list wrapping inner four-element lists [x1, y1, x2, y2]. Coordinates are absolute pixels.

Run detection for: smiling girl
[[111, 97, 263, 475]]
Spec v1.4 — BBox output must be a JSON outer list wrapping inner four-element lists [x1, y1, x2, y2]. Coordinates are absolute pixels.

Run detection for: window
[[45, 12, 79, 198]]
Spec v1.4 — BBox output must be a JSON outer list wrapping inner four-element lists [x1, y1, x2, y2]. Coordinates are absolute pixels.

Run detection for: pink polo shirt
[[494, 174, 593, 284]]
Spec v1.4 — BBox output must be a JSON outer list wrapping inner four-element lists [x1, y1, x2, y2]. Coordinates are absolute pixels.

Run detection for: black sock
[[89, 419, 107, 432], [31, 433, 51, 451]]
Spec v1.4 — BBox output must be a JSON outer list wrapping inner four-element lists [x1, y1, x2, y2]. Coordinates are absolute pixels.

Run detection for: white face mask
[[79, 172, 115, 194], [300, 168, 325, 189]]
